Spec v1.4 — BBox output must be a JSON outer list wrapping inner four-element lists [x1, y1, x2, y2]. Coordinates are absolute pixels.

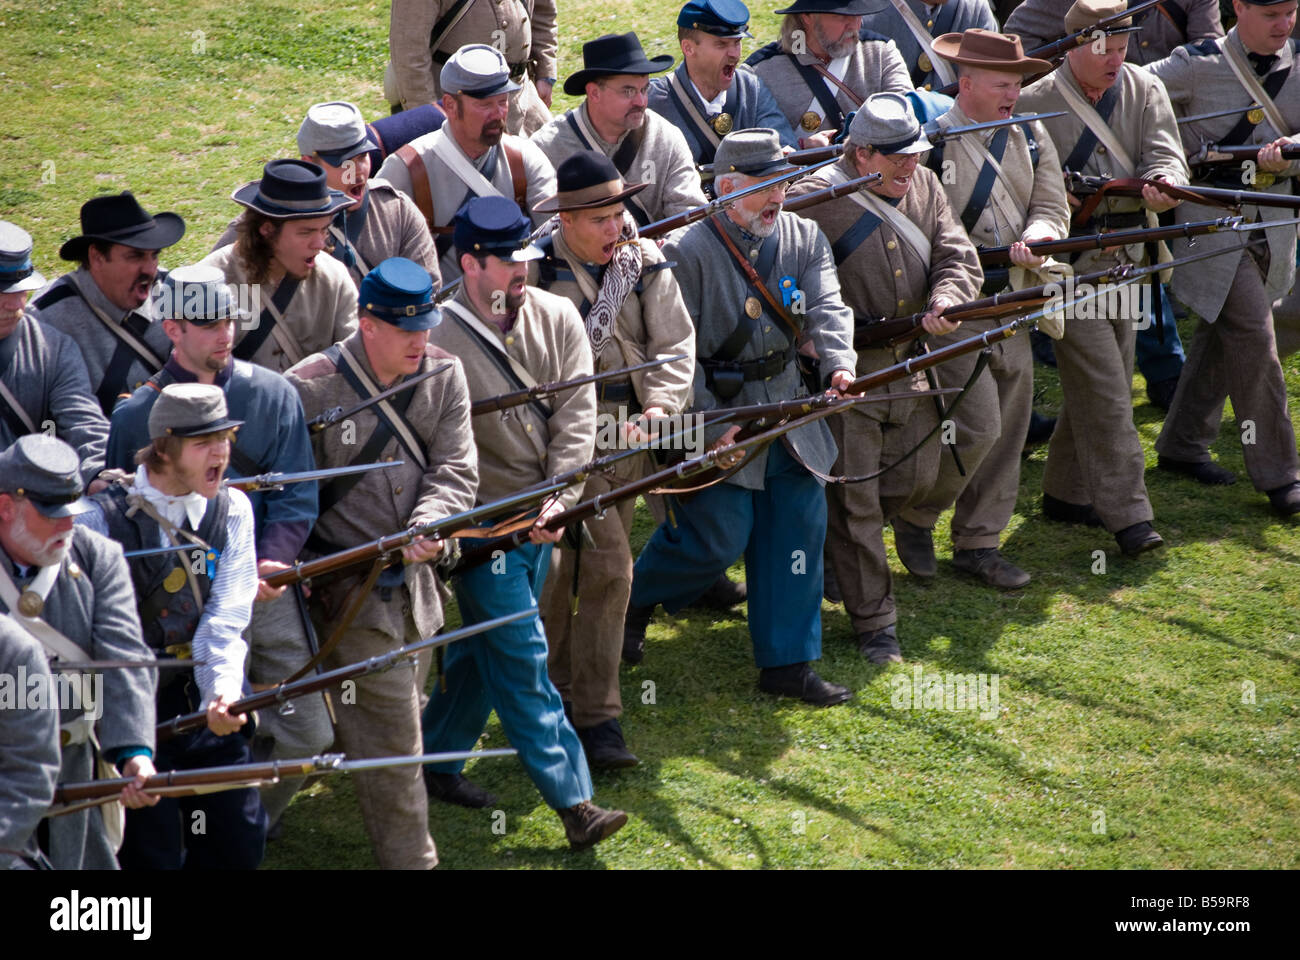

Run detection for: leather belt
[[596, 380, 634, 403], [981, 267, 1011, 296], [701, 344, 796, 385]]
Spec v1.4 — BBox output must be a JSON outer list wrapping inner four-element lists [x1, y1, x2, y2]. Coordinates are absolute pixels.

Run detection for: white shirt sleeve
[[191, 489, 257, 706]]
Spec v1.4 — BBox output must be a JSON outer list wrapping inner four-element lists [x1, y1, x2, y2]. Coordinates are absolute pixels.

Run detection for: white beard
[[10, 508, 71, 568]]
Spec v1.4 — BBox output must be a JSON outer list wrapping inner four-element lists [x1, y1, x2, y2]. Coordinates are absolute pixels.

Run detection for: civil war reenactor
[[1150, 0, 1300, 515], [532, 33, 709, 227], [1, 222, 109, 487], [80, 384, 267, 870], [892, 30, 1071, 589], [745, 0, 912, 149], [858, 0, 999, 92], [648, 0, 801, 164], [421, 196, 629, 851], [529, 152, 695, 770], [377, 45, 557, 283], [0, 614, 61, 870], [215, 102, 440, 291], [788, 96, 982, 662], [32, 192, 183, 416], [1006, 0, 1226, 64], [285, 257, 479, 870], [103, 265, 326, 833], [0, 434, 158, 870], [1018, 0, 1188, 553], [201, 160, 357, 374], [386, 0, 557, 136], [626, 129, 858, 703]]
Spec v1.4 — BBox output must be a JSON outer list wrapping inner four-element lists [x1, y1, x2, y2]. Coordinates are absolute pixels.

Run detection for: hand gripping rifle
[[45, 749, 519, 819], [470, 355, 687, 415], [154, 608, 534, 742], [1065, 172, 1300, 230]]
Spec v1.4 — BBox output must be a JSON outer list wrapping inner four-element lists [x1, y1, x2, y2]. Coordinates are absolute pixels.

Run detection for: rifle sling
[[233, 275, 300, 362], [788, 57, 845, 131], [1061, 83, 1119, 175]]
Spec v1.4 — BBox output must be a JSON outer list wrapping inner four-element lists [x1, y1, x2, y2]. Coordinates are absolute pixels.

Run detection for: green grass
[[4, 0, 1297, 869]]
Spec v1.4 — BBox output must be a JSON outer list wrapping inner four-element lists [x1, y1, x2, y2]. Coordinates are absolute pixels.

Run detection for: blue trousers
[[1134, 286, 1186, 384], [422, 540, 591, 811], [631, 441, 824, 669]]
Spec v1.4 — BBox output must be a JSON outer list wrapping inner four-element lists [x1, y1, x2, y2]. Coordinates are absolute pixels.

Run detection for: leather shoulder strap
[[503, 141, 527, 210], [396, 143, 435, 227]]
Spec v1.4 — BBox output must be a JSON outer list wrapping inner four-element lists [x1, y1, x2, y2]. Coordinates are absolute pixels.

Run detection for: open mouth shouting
[[721, 62, 737, 84]]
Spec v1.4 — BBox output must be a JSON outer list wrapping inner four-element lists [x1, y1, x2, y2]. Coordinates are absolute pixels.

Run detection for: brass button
[[765, 375, 772, 381], [898, 299, 906, 308], [385, 455, 394, 461], [887, 240, 897, 250], [764, 325, 771, 332], [1097, 145, 1108, 154], [894, 268, 902, 278], [525, 423, 533, 432], [394, 486, 403, 495], [748, 249, 759, 260], [506, 336, 515, 346], [1141, 40, 1149, 48]]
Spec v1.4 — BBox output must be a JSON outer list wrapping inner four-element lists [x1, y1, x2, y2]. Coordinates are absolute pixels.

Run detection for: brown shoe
[[952, 548, 1030, 589], [557, 801, 628, 851]]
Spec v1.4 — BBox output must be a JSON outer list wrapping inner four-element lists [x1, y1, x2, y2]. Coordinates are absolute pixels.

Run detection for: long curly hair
[[233, 211, 283, 286]]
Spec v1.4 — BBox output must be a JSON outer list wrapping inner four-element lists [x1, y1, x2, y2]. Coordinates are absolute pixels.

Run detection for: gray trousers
[[245, 588, 334, 825], [900, 322, 1034, 550], [1043, 290, 1154, 533], [825, 349, 940, 635], [1156, 253, 1300, 492]]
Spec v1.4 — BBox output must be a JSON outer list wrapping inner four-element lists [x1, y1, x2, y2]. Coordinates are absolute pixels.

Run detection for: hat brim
[[316, 134, 381, 166], [930, 34, 1053, 75], [29, 495, 93, 519], [455, 76, 523, 98], [371, 307, 443, 332], [533, 181, 650, 214], [563, 55, 676, 97], [0, 269, 46, 294], [722, 160, 802, 180], [164, 417, 245, 439], [773, 0, 874, 15], [58, 212, 187, 261], [230, 182, 354, 220]]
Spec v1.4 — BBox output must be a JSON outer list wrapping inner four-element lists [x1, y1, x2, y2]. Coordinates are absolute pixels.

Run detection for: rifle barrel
[[470, 355, 686, 415], [977, 216, 1241, 264]]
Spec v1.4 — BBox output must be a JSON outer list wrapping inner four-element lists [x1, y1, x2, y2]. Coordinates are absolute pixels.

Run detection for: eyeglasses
[[880, 151, 921, 168]]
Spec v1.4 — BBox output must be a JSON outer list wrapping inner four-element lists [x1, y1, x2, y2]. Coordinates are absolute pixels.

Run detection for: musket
[[451, 403, 852, 574], [695, 388, 962, 427], [782, 172, 883, 213], [155, 608, 534, 742], [1177, 103, 1261, 125], [227, 461, 403, 492], [1188, 143, 1300, 166], [857, 234, 1268, 351], [307, 362, 452, 433], [1065, 171, 1300, 216], [1023, 0, 1163, 61], [470, 355, 686, 415], [45, 749, 519, 817], [638, 158, 837, 240], [259, 473, 582, 590], [977, 215, 1242, 264], [696, 114, 1066, 179]]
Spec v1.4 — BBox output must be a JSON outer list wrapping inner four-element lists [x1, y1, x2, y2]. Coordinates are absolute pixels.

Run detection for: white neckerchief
[[691, 78, 728, 114], [133, 464, 207, 532]]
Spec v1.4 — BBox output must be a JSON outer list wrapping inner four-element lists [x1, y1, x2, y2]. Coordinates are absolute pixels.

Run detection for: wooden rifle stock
[[978, 216, 1242, 264]]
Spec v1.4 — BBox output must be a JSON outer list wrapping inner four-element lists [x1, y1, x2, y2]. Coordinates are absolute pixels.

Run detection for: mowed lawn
[[3, 0, 1296, 869]]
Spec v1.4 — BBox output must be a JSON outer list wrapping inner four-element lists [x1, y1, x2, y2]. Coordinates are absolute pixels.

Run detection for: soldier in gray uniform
[[31, 193, 185, 415], [0, 615, 60, 870], [746, 0, 913, 147], [0, 435, 157, 870], [377, 45, 557, 283], [649, 0, 800, 163], [0, 221, 109, 486], [532, 33, 708, 227], [1150, 0, 1300, 514], [627, 129, 858, 705], [858, 0, 999, 91], [214, 102, 440, 291]]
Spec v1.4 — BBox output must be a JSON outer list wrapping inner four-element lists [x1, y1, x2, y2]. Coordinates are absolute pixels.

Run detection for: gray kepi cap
[[0, 221, 47, 294], [297, 101, 379, 167], [148, 383, 244, 440], [712, 128, 802, 178], [848, 92, 933, 155], [440, 44, 522, 98], [0, 435, 91, 518]]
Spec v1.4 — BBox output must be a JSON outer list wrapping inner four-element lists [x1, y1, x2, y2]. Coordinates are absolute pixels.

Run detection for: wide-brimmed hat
[[931, 29, 1053, 75], [848, 92, 933, 154], [713, 128, 802, 178], [58, 191, 186, 262], [563, 32, 675, 97], [1063, 0, 1132, 33], [231, 159, 353, 220], [154, 264, 252, 325], [148, 383, 244, 440], [0, 221, 47, 294], [534, 151, 649, 214], [773, 0, 875, 15]]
